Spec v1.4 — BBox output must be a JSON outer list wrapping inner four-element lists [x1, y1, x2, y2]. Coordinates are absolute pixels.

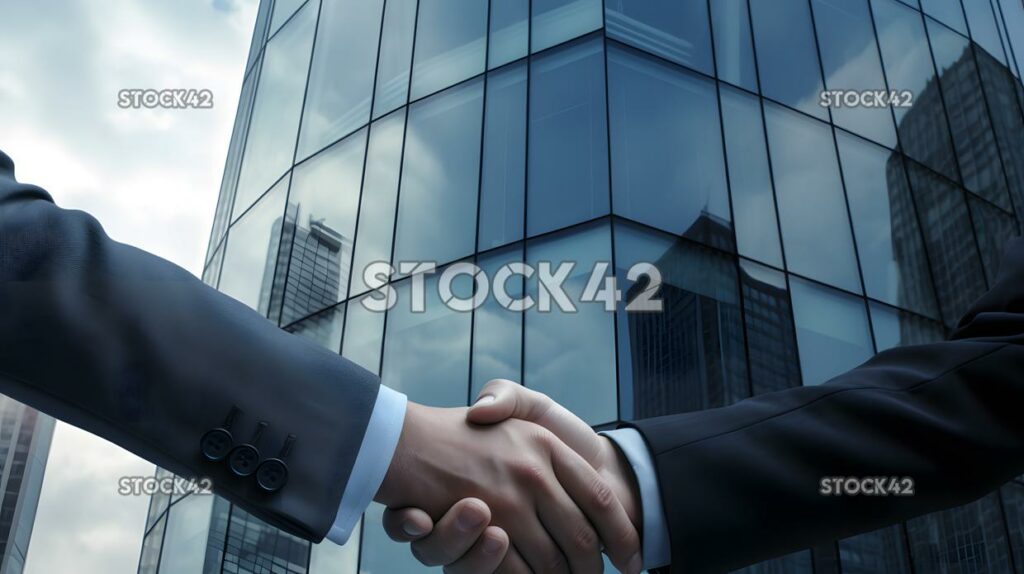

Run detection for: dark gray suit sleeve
[[0, 150, 381, 542], [627, 238, 1024, 573]]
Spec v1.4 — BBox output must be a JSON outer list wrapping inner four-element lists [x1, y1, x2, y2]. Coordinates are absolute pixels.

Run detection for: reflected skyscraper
[[0, 397, 53, 574]]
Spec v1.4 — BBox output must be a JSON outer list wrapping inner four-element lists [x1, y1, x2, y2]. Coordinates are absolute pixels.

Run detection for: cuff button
[[256, 459, 289, 493]]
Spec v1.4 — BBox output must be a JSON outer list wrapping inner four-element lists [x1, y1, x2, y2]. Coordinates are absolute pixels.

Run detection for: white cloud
[[0, 1, 258, 572]]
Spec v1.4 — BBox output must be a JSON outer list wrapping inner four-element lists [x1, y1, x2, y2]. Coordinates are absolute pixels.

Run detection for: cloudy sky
[[0, 1, 258, 571]]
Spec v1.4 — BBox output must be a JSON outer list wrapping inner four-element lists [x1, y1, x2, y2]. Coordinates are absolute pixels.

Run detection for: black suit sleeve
[[0, 150, 381, 541], [627, 237, 1024, 573]]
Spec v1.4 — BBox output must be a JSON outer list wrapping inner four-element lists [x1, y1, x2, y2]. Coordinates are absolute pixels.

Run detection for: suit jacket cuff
[[602, 428, 671, 569], [327, 385, 407, 544]]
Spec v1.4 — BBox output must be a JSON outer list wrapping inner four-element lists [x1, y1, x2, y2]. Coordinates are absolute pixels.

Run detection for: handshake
[[373, 380, 644, 574]]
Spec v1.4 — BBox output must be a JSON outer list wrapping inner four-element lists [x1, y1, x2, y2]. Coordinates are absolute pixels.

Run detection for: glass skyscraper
[[140, 0, 1024, 571], [0, 398, 54, 573]]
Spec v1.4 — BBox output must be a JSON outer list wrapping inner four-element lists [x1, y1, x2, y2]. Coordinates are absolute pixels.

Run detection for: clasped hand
[[373, 380, 643, 574]]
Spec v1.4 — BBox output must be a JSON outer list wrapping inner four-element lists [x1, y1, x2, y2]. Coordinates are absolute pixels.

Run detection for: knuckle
[[573, 523, 600, 553], [512, 461, 549, 488], [541, 550, 569, 574], [590, 478, 617, 512]]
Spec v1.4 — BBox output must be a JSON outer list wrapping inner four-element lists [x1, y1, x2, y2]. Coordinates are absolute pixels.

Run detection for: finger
[[549, 440, 642, 574], [506, 513, 569, 574], [536, 477, 604, 574], [494, 545, 532, 574], [383, 507, 434, 542], [443, 526, 509, 574], [411, 498, 491, 567], [470, 380, 603, 464]]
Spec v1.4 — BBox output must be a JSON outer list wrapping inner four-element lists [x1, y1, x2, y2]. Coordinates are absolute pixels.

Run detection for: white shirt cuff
[[326, 385, 407, 545], [601, 428, 671, 569]]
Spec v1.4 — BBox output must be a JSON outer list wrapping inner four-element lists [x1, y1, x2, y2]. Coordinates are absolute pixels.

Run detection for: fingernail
[[626, 553, 643, 574], [474, 395, 496, 407], [482, 534, 504, 555], [457, 507, 487, 531], [402, 522, 426, 537]]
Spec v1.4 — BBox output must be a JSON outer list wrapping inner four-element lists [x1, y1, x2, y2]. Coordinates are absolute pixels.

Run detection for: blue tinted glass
[[615, 222, 748, 420], [297, 0, 383, 159], [1000, 0, 1024, 78], [975, 36, 1024, 218], [374, 0, 417, 119], [285, 304, 345, 353], [158, 495, 215, 574], [870, 301, 946, 351], [905, 160, 988, 325], [489, 0, 529, 68], [524, 222, 616, 425], [382, 270, 472, 406], [471, 245, 524, 399], [921, 0, 967, 33], [479, 63, 527, 251], [967, 195, 1020, 285], [309, 526, 359, 574], [531, 0, 603, 53], [1003, 483, 1024, 567], [813, 0, 898, 148], [739, 261, 802, 395], [963, 0, 1008, 64], [839, 525, 912, 574], [528, 36, 609, 237], [351, 110, 406, 296], [411, 0, 487, 100], [203, 243, 224, 288], [342, 294, 386, 375], [907, 494, 1014, 573], [872, 0, 960, 182], [836, 131, 939, 318], [220, 175, 289, 314], [609, 45, 731, 247], [764, 103, 862, 293], [269, 0, 307, 37], [749, 0, 827, 119], [234, 3, 317, 220], [928, 19, 1013, 211], [789, 277, 874, 385], [737, 550, 814, 574], [394, 79, 483, 266], [606, 0, 713, 74], [281, 129, 366, 325], [710, 0, 758, 92], [361, 503, 432, 574], [720, 86, 784, 267]]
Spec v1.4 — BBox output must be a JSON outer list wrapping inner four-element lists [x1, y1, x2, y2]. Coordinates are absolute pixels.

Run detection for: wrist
[[601, 436, 643, 532], [375, 401, 425, 507]]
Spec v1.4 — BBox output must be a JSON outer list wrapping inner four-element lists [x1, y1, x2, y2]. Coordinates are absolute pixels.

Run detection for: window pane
[[138, 516, 165, 574], [479, 63, 527, 251], [921, 0, 967, 33], [382, 269, 472, 407], [839, 525, 911, 574], [872, 0, 960, 182], [531, 0, 602, 53], [813, 0, 898, 148], [285, 304, 345, 353], [609, 45, 731, 246], [489, 0, 529, 68], [765, 103, 862, 293], [471, 245, 524, 398], [975, 41, 1024, 218], [342, 294, 386, 375], [740, 261, 802, 395], [721, 85, 783, 267], [269, 0, 307, 37], [394, 79, 483, 266], [374, 0, 417, 119], [790, 276, 874, 385], [528, 36, 609, 236], [749, 0, 827, 119], [905, 160, 988, 325], [297, 0, 383, 160], [234, 3, 317, 220], [927, 18, 1012, 211], [963, 0, 1008, 64], [907, 494, 1015, 573], [524, 222, 616, 425], [220, 176, 289, 314], [606, 0, 713, 74], [710, 0, 758, 92], [836, 132, 939, 318], [1002, 483, 1024, 569], [968, 195, 1020, 285], [245, 0, 274, 73], [351, 110, 406, 296], [870, 301, 946, 351], [158, 495, 215, 574], [309, 523, 359, 574], [411, 0, 487, 100], [361, 503, 432, 574], [615, 222, 748, 420], [281, 130, 366, 325], [203, 243, 224, 288]]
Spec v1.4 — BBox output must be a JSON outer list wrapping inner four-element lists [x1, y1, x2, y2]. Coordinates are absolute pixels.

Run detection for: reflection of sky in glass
[[531, 0, 603, 52], [219, 176, 289, 313], [749, 0, 827, 119], [373, 0, 417, 119], [790, 277, 874, 385], [342, 295, 386, 376], [471, 245, 524, 399], [411, 0, 487, 100]]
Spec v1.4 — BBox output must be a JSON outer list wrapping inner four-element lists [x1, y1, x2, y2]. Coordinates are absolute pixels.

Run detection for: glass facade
[[145, 0, 1024, 571], [0, 398, 54, 574]]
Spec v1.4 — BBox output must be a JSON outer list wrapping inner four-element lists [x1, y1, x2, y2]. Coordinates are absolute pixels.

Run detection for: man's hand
[[374, 398, 641, 573], [381, 381, 643, 573]]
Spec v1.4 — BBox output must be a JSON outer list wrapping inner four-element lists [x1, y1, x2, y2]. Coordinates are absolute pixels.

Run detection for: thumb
[[466, 379, 531, 425]]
